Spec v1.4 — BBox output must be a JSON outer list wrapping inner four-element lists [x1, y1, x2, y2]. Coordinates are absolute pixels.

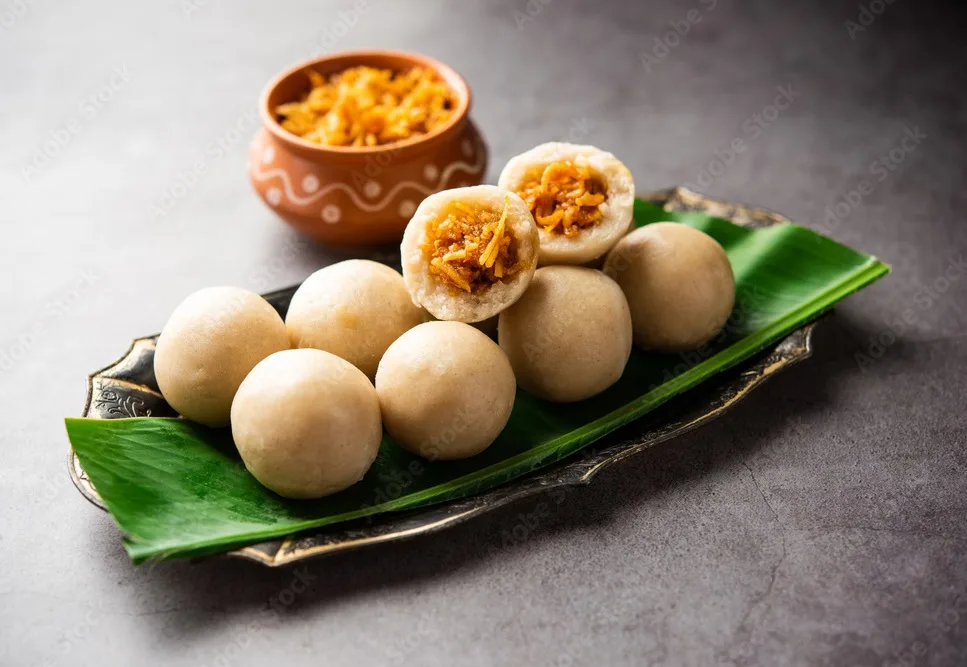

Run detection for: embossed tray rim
[[68, 186, 817, 566]]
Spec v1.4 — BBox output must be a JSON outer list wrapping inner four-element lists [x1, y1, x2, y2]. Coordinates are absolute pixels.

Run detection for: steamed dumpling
[[375, 321, 516, 459], [285, 260, 425, 380], [603, 222, 735, 352], [400, 185, 539, 323], [231, 349, 382, 499], [498, 266, 633, 403], [153, 286, 289, 426], [498, 142, 634, 266]]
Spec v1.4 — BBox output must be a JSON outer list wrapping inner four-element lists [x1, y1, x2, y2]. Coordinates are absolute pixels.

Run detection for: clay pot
[[249, 50, 488, 246]]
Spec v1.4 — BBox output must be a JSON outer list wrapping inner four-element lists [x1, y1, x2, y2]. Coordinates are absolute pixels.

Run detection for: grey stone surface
[[1, 0, 966, 665]]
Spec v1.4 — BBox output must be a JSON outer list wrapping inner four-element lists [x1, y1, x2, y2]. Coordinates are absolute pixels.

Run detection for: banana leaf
[[66, 198, 889, 563]]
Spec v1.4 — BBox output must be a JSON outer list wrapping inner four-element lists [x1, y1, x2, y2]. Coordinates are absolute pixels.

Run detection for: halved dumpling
[[401, 185, 539, 323], [498, 142, 635, 265]]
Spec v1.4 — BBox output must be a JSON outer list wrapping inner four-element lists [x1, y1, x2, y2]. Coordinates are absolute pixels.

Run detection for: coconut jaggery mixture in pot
[[423, 197, 521, 293], [516, 161, 607, 237], [275, 66, 454, 147]]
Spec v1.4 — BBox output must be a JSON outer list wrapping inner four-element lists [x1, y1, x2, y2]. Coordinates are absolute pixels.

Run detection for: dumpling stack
[[395, 142, 639, 409], [152, 140, 735, 502]]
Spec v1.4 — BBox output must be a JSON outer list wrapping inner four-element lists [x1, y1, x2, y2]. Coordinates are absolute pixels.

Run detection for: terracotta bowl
[[249, 50, 488, 246]]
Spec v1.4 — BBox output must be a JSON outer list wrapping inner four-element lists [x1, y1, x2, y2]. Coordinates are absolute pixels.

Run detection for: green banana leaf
[[66, 199, 889, 564]]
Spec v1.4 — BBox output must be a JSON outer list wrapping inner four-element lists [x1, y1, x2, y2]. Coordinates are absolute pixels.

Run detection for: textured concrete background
[[2, 0, 966, 665]]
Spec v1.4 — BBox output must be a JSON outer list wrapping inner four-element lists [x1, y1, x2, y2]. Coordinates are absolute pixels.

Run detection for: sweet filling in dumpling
[[498, 143, 634, 266], [516, 162, 607, 238], [423, 196, 523, 294], [401, 185, 539, 323]]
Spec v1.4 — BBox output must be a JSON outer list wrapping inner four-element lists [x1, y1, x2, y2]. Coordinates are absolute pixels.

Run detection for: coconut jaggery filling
[[516, 161, 607, 237], [275, 66, 454, 147], [423, 197, 521, 293]]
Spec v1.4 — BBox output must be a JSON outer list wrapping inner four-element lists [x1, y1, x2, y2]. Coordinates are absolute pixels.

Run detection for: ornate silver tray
[[68, 187, 816, 566]]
